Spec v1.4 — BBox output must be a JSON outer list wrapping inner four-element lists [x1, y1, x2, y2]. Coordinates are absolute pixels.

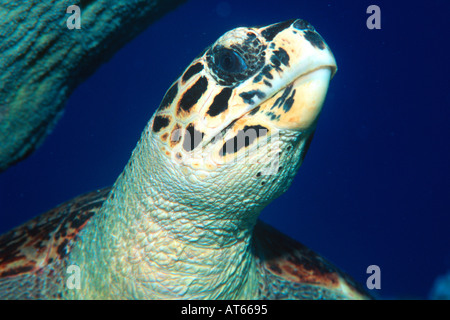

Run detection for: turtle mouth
[[295, 64, 337, 81], [251, 64, 336, 110], [304, 65, 337, 80], [243, 65, 336, 130]]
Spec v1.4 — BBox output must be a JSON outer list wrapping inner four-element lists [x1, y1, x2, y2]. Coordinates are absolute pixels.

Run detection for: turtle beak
[[265, 66, 335, 131]]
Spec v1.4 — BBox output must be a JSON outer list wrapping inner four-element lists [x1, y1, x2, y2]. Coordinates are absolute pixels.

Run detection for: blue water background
[[0, 0, 449, 299]]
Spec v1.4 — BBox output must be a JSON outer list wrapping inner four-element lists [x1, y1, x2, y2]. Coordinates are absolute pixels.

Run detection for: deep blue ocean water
[[0, 0, 449, 299]]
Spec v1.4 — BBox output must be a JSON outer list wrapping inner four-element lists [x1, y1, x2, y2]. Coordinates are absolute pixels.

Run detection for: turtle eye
[[215, 48, 248, 74], [206, 34, 265, 86]]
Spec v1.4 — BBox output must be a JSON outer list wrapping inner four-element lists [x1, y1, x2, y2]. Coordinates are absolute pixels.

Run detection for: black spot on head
[[303, 30, 326, 50], [293, 19, 315, 31], [249, 106, 260, 116], [182, 123, 204, 151], [239, 90, 266, 105], [256, 172, 261, 177], [266, 111, 280, 121], [282, 89, 296, 112], [182, 62, 204, 83], [270, 54, 282, 71], [262, 65, 273, 79], [178, 76, 208, 113], [271, 84, 293, 110], [220, 125, 268, 156], [253, 74, 262, 83], [261, 19, 296, 41], [273, 48, 290, 67], [253, 65, 273, 83], [158, 82, 178, 111], [207, 87, 233, 117], [152, 115, 171, 133]]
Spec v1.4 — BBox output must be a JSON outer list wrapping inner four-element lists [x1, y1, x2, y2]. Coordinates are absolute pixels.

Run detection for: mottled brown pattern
[[253, 220, 371, 298], [0, 188, 111, 279]]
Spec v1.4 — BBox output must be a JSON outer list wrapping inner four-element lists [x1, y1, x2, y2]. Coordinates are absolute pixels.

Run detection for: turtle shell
[[0, 188, 110, 299], [253, 221, 372, 299]]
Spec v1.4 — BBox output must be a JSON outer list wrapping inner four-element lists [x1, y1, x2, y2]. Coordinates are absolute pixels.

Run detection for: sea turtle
[[0, 19, 371, 300]]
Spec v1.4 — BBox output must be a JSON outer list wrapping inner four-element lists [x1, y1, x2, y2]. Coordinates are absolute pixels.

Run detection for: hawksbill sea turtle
[[0, 19, 371, 300]]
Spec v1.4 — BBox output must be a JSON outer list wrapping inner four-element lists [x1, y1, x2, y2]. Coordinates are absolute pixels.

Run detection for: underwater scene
[[0, 0, 449, 300]]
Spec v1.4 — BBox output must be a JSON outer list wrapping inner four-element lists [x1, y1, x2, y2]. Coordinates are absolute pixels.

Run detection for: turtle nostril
[[293, 19, 315, 32]]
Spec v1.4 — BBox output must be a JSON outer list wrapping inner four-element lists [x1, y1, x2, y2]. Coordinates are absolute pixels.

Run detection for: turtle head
[[146, 19, 337, 227]]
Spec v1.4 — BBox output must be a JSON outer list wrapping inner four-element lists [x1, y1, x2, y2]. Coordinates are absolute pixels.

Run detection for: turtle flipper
[[253, 220, 372, 300], [0, 188, 110, 299]]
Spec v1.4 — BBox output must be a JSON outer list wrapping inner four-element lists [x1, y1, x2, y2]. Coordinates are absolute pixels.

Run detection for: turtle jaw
[[256, 65, 336, 132]]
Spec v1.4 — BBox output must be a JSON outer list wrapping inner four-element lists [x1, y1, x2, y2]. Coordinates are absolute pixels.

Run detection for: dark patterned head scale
[[206, 30, 266, 87]]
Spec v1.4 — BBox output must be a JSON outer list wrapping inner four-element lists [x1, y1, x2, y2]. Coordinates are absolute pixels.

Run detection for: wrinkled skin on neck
[[66, 123, 312, 299], [64, 19, 336, 299]]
